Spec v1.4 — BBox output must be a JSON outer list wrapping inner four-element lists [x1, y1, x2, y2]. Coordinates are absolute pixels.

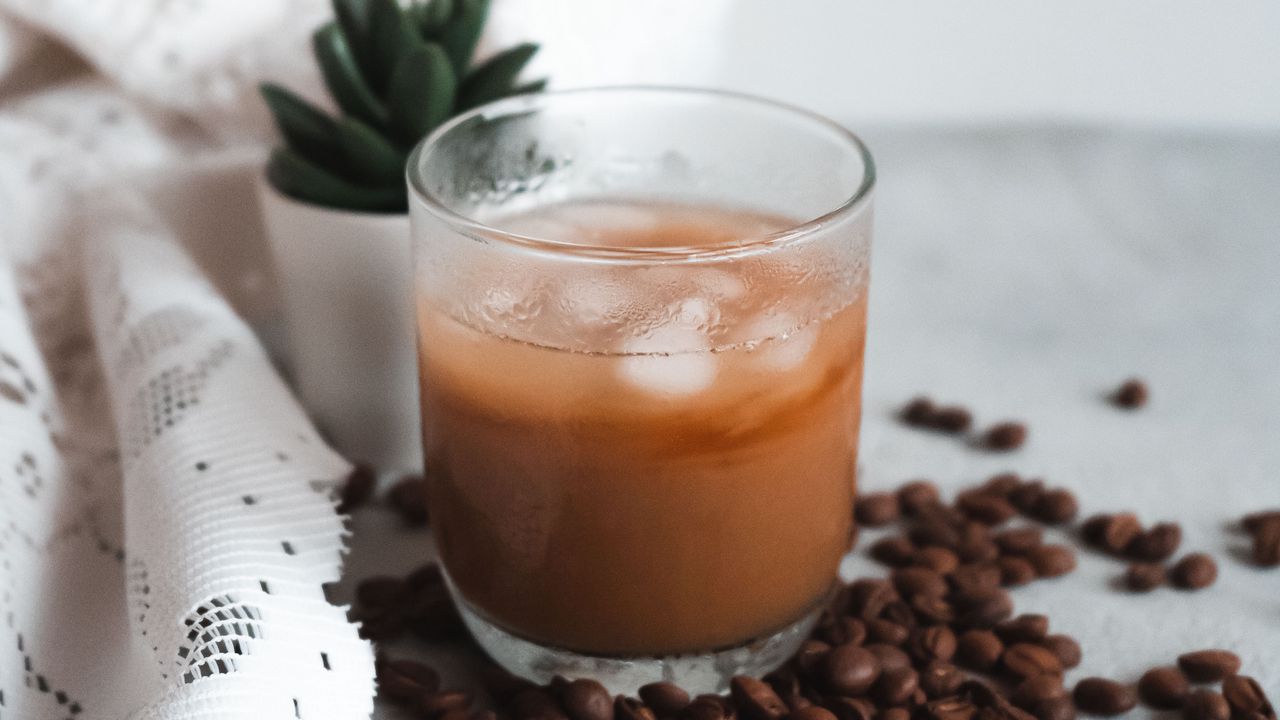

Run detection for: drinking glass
[[408, 87, 874, 693]]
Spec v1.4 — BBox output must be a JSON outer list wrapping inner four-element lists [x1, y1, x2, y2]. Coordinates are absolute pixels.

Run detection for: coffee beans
[[1138, 666, 1190, 709], [995, 614, 1049, 644], [1131, 523, 1183, 562], [899, 480, 942, 514], [378, 659, 440, 703], [907, 626, 957, 664], [995, 527, 1043, 555], [563, 680, 614, 720], [1039, 635, 1082, 669], [1124, 563, 1166, 592], [730, 677, 787, 720], [1031, 490, 1079, 525], [1222, 676, 1274, 718], [338, 462, 376, 513], [873, 667, 920, 706], [1170, 553, 1218, 590], [857, 493, 902, 527], [1012, 675, 1067, 711], [1183, 690, 1231, 720], [1002, 643, 1063, 679], [899, 397, 972, 434], [1027, 545, 1077, 578], [640, 683, 691, 717], [1072, 678, 1137, 716], [1111, 378, 1148, 409], [998, 556, 1037, 587], [957, 630, 1004, 671], [983, 422, 1028, 451], [1241, 511, 1280, 567], [823, 644, 883, 696], [791, 708, 838, 720], [617, 698, 658, 720], [919, 661, 964, 698], [1177, 649, 1241, 682]]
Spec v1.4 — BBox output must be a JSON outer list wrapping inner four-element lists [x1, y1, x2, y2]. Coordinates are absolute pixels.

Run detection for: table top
[[334, 126, 1280, 716]]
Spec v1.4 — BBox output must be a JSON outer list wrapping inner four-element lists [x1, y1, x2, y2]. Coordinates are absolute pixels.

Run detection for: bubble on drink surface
[[745, 312, 817, 371], [619, 325, 716, 395]]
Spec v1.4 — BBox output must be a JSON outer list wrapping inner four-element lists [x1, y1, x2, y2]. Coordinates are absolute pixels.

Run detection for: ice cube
[[619, 325, 716, 395], [746, 312, 816, 372]]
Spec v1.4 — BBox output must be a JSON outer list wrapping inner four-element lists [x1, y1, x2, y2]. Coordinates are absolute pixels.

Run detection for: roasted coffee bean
[[911, 593, 956, 625], [874, 666, 920, 706], [819, 616, 869, 647], [730, 676, 788, 720], [1073, 679, 1136, 716], [1008, 481, 1046, 515], [1002, 643, 1064, 679], [765, 668, 812, 712], [512, 688, 567, 720], [683, 696, 736, 720], [932, 405, 974, 433], [899, 480, 943, 514], [879, 709, 911, 720], [1130, 523, 1182, 562], [958, 492, 1019, 525], [1098, 513, 1143, 555], [1039, 635, 1082, 669], [902, 397, 937, 426], [824, 697, 877, 720], [1138, 666, 1190, 710], [1177, 649, 1241, 682], [958, 529, 1003, 564], [908, 625, 957, 663], [356, 575, 408, 610], [1243, 510, 1280, 534], [847, 579, 900, 620], [871, 537, 919, 567], [1012, 675, 1068, 711], [925, 698, 978, 720], [422, 691, 474, 718], [1170, 553, 1218, 590], [1027, 545, 1076, 578], [617, 698, 658, 720], [912, 521, 963, 551], [983, 473, 1024, 497], [864, 644, 912, 673], [1251, 521, 1280, 567], [1079, 514, 1111, 546], [338, 463, 377, 513], [823, 644, 883, 696], [995, 527, 1044, 555], [983, 422, 1028, 451], [1222, 676, 1272, 718], [916, 546, 962, 574], [387, 474, 430, 526], [1032, 489, 1079, 525], [1125, 562, 1166, 592], [1029, 698, 1076, 720], [792, 708, 838, 720], [563, 680, 614, 720], [866, 618, 910, 646], [880, 600, 919, 631], [378, 659, 440, 703], [1184, 690, 1231, 720], [950, 563, 1003, 596], [1111, 379, 1149, 409], [857, 493, 902, 527], [957, 630, 1005, 672], [793, 640, 834, 677], [995, 615, 1050, 644], [919, 660, 965, 698], [893, 567, 949, 598], [952, 586, 1014, 629], [998, 556, 1037, 587]]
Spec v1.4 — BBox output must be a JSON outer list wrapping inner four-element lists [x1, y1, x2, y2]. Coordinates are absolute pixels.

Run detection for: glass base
[[454, 593, 820, 696]]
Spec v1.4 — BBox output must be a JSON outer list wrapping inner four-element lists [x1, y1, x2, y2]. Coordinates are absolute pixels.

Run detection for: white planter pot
[[257, 177, 422, 473]]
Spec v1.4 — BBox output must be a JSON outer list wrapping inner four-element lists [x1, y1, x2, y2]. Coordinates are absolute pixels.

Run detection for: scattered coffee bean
[[916, 546, 961, 574], [911, 593, 956, 625], [792, 640, 834, 677], [873, 667, 920, 706], [1129, 523, 1182, 562], [1170, 553, 1217, 590], [864, 644, 912, 674], [1030, 697, 1077, 720], [892, 567, 949, 598], [847, 579, 898, 620], [338, 463, 377, 513], [867, 618, 910, 646], [617, 697, 658, 720], [1111, 379, 1148, 409], [1177, 649, 1241, 682], [1183, 690, 1231, 720], [1094, 513, 1142, 556], [1222, 676, 1273, 718], [934, 406, 974, 433], [923, 697, 978, 720], [1032, 489, 1079, 525], [995, 615, 1049, 644], [681, 696, 735, 720], [422, 690, 474, 717], [640, 682, 692, 717], [898, 480, 942, 514], [857, 493, 902, 527], [949, 564, 1003, 596], [957, 630, 1004, 672], [907, 626, 957, 664], [919, 661, 965, 698], [952, 586, 1014, 629], [982, 422, 1028, 451], [1251, 520, 1280, 567], [563, 679, 614, 720], [995, 527, 1044, 555], [1009, 481, 1046, 516], [957, 491, 1019, 525], [1039, 635, 1082, 669], [823, 644, 883, 696], [1124, 562, 1166, 592], [871, 537, 919, 567], [1012, 675, 1068, 711], [1002, 643, 1064, 680], [901, 397, 937, 426], [730, 676, 787, 720], [1072, 678, 1137, 716], [1137, 666, 1190, 710], [983, 473, 1024, 497], [998, 556, 1038, 587], [1243, 510, 1280, 534], [387, 474, 430, 526], [1027, 544, 1077, 578]]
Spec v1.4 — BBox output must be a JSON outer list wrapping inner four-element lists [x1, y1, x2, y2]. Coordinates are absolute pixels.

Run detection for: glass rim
[[406, 86, 875, 263]]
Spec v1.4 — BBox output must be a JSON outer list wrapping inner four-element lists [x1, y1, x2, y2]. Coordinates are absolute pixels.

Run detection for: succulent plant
[[261, 0, 544, 213]]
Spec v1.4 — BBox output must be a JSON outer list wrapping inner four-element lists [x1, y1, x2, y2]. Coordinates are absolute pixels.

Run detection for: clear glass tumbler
[[408, 88, 874, 693]]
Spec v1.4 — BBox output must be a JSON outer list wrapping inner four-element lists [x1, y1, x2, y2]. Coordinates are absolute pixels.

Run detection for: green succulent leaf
[[332, 0, 377, 82], [414, 0, 454, 35], [505, 78, 547, 97], [387, 42, 457, 145], [268, 148, 406, 213], [259, 83, 343, 169], [334, 116, 408, 186], [313, 23, 389, 128], [367, 0, 422, 93], [436, 0, 489, 72], [457, 43, 538, 111]]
